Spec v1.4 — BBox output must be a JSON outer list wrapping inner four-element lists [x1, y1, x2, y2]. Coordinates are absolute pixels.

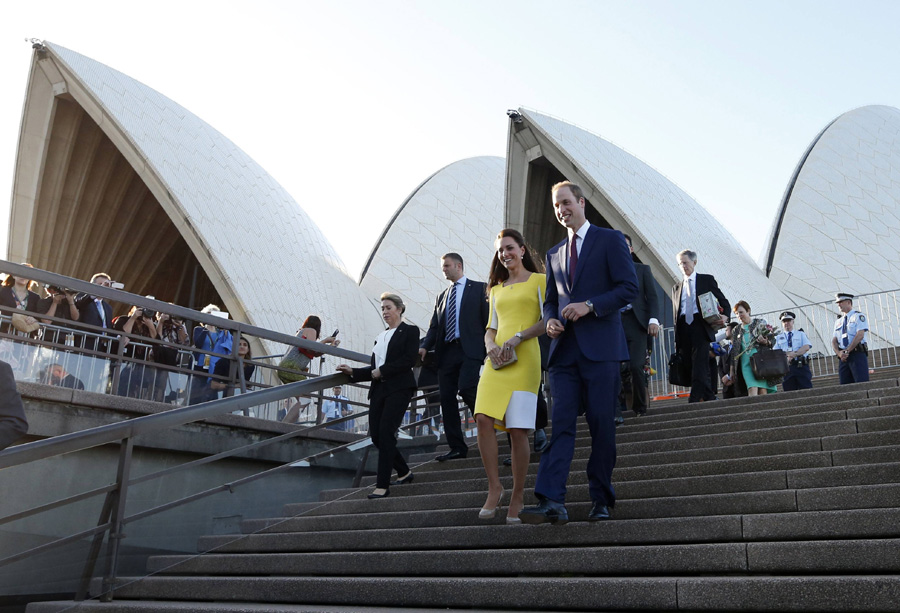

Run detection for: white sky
[[2, 0, 899, 279]]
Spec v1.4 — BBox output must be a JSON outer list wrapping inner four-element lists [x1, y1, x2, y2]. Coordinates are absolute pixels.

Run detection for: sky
[[2, 0, 899, 279]]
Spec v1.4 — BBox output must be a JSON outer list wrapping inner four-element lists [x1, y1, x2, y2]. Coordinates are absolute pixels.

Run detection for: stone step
[[209, 508, 900, 555], [75, 575, 900, 612], [28, 604, 560, 613], [143, 538, 900, 578]]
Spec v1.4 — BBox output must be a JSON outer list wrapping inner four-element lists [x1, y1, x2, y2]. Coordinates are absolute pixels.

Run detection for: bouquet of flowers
[[752, 322, 779, 348]]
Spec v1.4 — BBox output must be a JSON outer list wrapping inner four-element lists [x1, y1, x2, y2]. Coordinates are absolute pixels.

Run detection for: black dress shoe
[[390, 472, 414, 486], [502, 457, 512, 467], [436, 449, 467, 462], [587, 501, 610, 521], [533, 428, 548, 453], [614, 416, 625, 426], [518, 498, 569, 525], [367, 488, 390, 499]]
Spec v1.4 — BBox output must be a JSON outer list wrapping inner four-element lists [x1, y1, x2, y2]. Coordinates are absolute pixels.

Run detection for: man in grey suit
[[419, 253, 489, 461], [0, 359, 28, 451], [617, 234, 660, 417]]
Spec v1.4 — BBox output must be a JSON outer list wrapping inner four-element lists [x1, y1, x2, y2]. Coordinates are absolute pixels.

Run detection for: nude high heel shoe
[[478, 489, 504, 520]]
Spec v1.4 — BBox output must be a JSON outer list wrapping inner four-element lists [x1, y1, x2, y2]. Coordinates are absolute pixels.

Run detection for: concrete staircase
[[29, 376, 900, 612]]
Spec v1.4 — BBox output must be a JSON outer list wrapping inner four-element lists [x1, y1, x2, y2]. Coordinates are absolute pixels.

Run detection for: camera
[[45, 284, 68, 295], [141, 309, 157, 320]]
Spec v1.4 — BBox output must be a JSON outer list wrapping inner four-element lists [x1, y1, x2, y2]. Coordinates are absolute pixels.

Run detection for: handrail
[[0, 372, 350, 469]]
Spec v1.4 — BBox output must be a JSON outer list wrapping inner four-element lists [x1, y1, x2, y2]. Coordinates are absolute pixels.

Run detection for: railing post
[[99, 437, 134, 602], [75, 491, 116, 601], [352, 447, 372, 488]]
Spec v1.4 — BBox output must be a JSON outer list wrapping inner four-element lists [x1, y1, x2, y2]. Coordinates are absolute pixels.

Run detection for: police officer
[[831, 293, 869, 384], [774, 311, 813, 390]]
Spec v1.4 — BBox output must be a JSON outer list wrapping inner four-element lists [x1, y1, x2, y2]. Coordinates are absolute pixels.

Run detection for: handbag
[[667, 351, 691, 387], [750, 348, 789, 379], [11, 313, 40, 334], [490, 348, 518, 370]]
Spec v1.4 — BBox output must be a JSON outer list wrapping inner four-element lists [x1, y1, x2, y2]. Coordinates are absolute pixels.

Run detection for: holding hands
[[487, 333, 521, 368]]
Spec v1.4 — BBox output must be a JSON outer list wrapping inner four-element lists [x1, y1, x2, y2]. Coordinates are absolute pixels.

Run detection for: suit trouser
[[437, 342, 480, 454], [369, 386, 414, 489], [0, 360, 28, 451], [783, 363, 813, 390], [534, 334, 618, 506], [839, 352, 869, 384], [676, 316, 715, 402], [621, 310, 649, 414]]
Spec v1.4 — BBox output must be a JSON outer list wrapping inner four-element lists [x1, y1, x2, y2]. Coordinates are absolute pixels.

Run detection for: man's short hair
[[551, 181, 585, 201], [623, 233, 632, 245], [90, 272, 111, 283], [676, 249, 698, 263], [442, 253, 464, 268]]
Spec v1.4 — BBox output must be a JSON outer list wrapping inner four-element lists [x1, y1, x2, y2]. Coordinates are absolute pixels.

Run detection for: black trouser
[[437, 342, 480, 454], [369, 386, 414, 489], [620, 310, 650, 414], [676, 315, 715, 403], [783, 362, 813, 391]]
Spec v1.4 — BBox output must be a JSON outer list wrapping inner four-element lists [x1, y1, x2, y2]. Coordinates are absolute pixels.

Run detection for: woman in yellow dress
[[474, 229, 546, 523]]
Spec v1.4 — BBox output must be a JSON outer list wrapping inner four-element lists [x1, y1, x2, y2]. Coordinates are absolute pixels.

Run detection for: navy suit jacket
[[75, 294, 113, 330], [543, 225, 638, 363], [421, 279, 489, 365]]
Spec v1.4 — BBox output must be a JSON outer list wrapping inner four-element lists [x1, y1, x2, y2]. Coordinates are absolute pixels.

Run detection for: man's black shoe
[[502, 457, 512, 467], [533, 428, 548, 453], [436, 449, 467, 462], [519, 498, 569, 525], [587, 501, 610, 521], [614, 415, 625, 426]]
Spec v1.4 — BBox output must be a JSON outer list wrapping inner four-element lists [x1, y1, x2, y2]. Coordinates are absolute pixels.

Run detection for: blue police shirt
[[774, 329, 812, 354], [833, 309, 869, 349]]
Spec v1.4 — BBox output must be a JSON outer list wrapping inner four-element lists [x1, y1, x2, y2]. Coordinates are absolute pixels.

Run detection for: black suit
[[672, 273, 730, 403], [352, 321, 420, 489], [0, 359, 28, 451], [421, 278, 489, 454], [620, 262, 659, 414], [75, 293, 114, 352]]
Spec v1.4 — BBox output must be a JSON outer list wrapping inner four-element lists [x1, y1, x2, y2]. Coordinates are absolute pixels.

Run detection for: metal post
[[352, 447, 372, 488], [75, 491, 116, 601], [99, 437, 134, 602]]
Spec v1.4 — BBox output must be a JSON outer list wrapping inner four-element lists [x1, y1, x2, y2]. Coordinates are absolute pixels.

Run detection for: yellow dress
[[474, 273, 546, 429]]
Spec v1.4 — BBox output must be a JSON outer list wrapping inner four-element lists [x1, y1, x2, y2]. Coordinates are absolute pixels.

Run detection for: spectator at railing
[[280, 315, 339, 423], [0, 265, 42, 338], [39, 362, 85, 390], [74, 273, 115, 352], [112, 305, 158, 399], [190, 304, 232, 405], [0, 359, 28, 451], [322, 385, 353, 431], [153, 309, 189, 403], [38, 285, 80, 327], [210, 336, 255, 397]]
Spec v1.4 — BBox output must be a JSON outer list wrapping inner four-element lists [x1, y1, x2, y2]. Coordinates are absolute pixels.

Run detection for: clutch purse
[[491, 348, 518, 370]]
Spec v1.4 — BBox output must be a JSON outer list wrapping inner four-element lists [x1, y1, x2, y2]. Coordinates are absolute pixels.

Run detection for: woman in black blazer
[[337, 292, 419, 499]]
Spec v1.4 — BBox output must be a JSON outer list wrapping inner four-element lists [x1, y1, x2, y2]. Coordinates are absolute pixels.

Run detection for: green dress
[[740, 324, 777, 393]]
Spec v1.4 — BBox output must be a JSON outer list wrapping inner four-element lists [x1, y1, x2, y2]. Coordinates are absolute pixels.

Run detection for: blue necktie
[[841, 316, 849, 348], [445, 282, 458, 342], [787, 331, 793, 350]]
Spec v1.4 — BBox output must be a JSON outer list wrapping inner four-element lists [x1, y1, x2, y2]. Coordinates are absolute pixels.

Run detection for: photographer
[[38, 286, 80, 344], [153, 309, 189, 402], [190, 304, 232, 405], [112, 304, 158, 399], [74, 273, 115, 352]]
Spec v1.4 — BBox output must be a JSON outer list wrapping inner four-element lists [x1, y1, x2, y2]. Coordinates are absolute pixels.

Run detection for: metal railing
[[647, 288, 900, 399]]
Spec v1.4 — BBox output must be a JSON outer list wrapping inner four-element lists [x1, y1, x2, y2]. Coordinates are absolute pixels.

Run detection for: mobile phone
[[332, 329, 339, 337], [110, 282, 125, 290]]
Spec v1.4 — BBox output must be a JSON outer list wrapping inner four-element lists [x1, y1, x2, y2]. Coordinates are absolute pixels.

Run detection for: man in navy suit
[[419, 254, 489, 461], [0, 359, 28, 451], [74, 272, 115, 352], [520, 181, 638, 524]]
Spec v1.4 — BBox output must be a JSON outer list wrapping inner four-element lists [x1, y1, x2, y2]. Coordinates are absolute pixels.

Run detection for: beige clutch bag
[[491, 348, 518, 370]]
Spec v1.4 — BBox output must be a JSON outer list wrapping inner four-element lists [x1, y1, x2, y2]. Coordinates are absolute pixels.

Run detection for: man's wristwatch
[[514, 332, 524, 341], [585, 300, 595, 313]]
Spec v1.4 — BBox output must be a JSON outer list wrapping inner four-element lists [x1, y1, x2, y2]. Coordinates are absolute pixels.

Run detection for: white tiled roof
[[47, 42, 384, 353], [521, 108, 793, 315], [764, 105, 900, 303], [359, 157, 505, 330]]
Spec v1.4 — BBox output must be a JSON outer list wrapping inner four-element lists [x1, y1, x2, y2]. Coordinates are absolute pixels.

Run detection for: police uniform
[[832, 293, 869, 384], [773, 311, 813, 391]]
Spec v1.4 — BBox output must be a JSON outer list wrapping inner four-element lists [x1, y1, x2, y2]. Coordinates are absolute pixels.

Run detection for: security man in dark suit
[[672, 249, 730, 403], [0, 359, 28, 451], [617, 234, 660, 418], [419, 253, 489, 461]]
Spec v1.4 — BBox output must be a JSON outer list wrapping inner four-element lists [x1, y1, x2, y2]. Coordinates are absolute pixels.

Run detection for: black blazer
[[75, 293, 113, 330], [421, 279, 489, 365], [672, 273, 730, 342], [631, 262, 659, 331], [352, 321, 420, 399]]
